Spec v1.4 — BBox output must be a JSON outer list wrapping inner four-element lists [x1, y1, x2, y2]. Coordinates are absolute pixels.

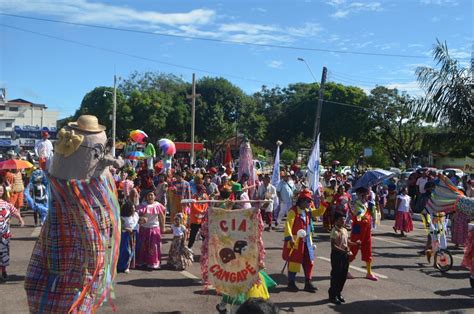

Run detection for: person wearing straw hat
[[283, 190, 318, 293], [25, 115, 124, 313]]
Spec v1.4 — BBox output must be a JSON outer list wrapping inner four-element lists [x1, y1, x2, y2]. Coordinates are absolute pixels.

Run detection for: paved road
[[2, 210, 473, 313]]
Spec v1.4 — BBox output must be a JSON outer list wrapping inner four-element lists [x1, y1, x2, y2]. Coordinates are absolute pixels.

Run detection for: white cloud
[[267, 60, 283, 69], [449, 48, 471, 59], [419, 0, 459, 5], [326, 1, 383, 19], [386, 81, 424, 96], [0, 0, 215, 27], [251, 7, 267, 13], [0, 0, 324, 46]]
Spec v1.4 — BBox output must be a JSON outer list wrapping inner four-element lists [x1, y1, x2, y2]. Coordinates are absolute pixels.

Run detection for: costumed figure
[[425, 175, 474, 286], [200, 200, 275, 314], [24, 115, 124, 313], [462, 223, 474, 288], [238, 139, 256, 199], [143, 137, 156, 171], [282, 190, 318, 292], [347, 187, 378, 281], [24, 169, 49, 226], [167, 213, 194, 270]]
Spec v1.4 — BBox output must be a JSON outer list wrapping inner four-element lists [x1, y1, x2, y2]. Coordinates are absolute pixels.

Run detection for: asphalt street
[[1, 210, 473, 313]]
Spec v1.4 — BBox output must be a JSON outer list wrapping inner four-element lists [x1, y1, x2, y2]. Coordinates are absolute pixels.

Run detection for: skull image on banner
[[204, 207, 261, 297]]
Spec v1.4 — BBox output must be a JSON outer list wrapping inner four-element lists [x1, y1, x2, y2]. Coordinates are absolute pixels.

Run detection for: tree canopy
[[71, 40, 472, 167]]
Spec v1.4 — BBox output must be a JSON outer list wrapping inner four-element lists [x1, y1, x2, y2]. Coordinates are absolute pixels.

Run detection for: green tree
[[368, 86, 426, 167], [196, 77, 266, 152], [415, 40, 473, 135]]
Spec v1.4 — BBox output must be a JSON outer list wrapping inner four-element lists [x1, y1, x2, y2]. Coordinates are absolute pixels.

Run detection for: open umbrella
[[332, 160, 340, 165], [352, 169, 395, 190], [126, 151, 145, 160], [0, 159, 34, 170], [158, 139, 176, 156], [129, 130, 148, 144]]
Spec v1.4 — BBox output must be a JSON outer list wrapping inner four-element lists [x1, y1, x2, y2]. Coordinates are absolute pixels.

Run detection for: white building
[[0, 88, 59, 150]]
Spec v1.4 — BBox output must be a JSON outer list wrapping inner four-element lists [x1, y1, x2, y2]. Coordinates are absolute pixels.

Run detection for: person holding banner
[[282, 190, 318, 293]]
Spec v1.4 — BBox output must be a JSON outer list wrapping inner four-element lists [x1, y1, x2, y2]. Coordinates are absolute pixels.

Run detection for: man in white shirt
[[416, 171, 429, 195], [276, 172, 295, 227], [34, 131, 54, 171], [257, 174, 277, 231]]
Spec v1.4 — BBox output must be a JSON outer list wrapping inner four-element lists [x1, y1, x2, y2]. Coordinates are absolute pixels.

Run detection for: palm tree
[[415, 39, 473, 136]]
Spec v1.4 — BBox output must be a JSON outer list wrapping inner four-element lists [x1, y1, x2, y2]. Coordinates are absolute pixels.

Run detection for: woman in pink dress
[[136, 191, 166, 269]]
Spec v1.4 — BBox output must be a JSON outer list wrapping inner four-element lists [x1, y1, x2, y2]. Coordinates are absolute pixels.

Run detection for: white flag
[[271, 145, 280, 187], [307, 133, 320, 193]]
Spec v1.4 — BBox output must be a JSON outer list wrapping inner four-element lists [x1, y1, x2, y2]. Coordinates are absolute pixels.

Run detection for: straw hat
[[68, 115, 106, 133]]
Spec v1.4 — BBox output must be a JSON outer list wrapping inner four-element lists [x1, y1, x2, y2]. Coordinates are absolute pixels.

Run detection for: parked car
[[443, 168, 464, 178]]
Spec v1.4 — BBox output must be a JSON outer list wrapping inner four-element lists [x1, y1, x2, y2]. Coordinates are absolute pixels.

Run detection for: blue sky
[[0, 0, 472, 118]]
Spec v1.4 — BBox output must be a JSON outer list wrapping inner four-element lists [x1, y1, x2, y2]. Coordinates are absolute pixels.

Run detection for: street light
[[103, 75, 120, 156], [297, 57, 318, 82], [297, 57, 327, 144]]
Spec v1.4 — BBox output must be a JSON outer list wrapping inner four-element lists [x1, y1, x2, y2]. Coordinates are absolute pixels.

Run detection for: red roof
[[175, 142, 204, 152]]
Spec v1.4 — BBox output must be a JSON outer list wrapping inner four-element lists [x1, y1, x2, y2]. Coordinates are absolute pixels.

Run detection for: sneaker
[[346, 272, 354, 279], [216, 304, 227, 314], [124, 269, 130, 274], [366, 274, 378, 281], [338, 295, 346, 303], [329, 297, 341, 305], [1, 271, 7, 281], [287, 281, 299, 292]]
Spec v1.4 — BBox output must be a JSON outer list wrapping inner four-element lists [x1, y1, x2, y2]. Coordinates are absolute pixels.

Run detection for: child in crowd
[[0, 184, 24, 281], [117, 201, 139, 273], [378, 185, 388, 220], [393, 187, 413, 237], [188, 184, 209, 249], [136, 191, 165, 269], [329, 212, 359, 305], [167, 213, 193, 270]]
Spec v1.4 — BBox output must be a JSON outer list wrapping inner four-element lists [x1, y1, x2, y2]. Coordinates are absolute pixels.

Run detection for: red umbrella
[[224, 144, 233, 175], [0, 159, 34, 170], [332, 160, 340, 165]]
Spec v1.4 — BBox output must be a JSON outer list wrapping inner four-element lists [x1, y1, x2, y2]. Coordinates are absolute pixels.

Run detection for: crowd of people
[[0, 129, 473, 312]]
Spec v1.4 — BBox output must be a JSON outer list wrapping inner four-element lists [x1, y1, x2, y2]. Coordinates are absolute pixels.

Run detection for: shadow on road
[[117, 277, 201, 288], [330, 298, 474, 312], [435, 287, 474, 298], [1, 274, 25, 283], [11, 237, 38, 242], [274, 299, 331, 312]]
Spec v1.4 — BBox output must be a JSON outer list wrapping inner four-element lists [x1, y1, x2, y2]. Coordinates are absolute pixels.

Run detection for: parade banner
[[205, 207, 261, 297]]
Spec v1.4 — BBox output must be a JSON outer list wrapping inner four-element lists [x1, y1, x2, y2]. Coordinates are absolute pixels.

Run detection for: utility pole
[[112, 74, 117, 157], [313, 66, 327, 144], [187, 74, 200, 166]]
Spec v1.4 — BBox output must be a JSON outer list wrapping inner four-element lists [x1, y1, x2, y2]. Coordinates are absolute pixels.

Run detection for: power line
[[329, 70, 416, 85], [0, 23, 280, 86], [0, 12, 441, 60]]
